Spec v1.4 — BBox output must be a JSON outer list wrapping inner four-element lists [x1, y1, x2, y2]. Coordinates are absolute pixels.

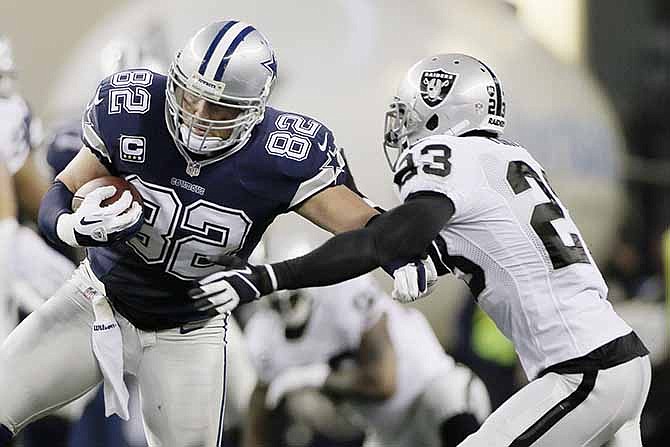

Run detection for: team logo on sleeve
[[420, 70, 457, 108]]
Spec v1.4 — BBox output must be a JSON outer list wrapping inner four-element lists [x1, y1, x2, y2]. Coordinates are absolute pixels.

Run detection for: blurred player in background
[[0, 36, 50, 222], [202, 53, 652, 447], [244, 257, 490, 447], [0, 34, 83, 447], [0, 34, 75, 342]]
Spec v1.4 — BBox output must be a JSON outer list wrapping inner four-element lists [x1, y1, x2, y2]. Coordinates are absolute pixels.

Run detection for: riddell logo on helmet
[[420, 69, 457, 108], [187, 75, 225, 98]]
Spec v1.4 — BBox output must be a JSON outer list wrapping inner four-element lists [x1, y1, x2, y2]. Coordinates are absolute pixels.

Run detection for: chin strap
[[178, 124, 226, 152], [173, 125, 254, 177]]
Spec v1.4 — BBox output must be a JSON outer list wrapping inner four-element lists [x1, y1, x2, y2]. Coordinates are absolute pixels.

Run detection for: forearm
[[242, 384, 271, 447], [272, 227, 379, 290], [322, 367, 392, 401], [37, 180, 74, 247], [272, 194, 454, 291], [14, 155, 50, 221], [0, 164, 16, 220]]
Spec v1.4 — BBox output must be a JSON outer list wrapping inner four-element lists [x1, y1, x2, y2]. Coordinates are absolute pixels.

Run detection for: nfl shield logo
[[420, 70, 457, 108]]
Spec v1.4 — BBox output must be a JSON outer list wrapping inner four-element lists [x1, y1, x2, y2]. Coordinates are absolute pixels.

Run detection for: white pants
[[220, 316, 256, 431], [366, 364, 491, 447], [0, 263, 229, 447], [459, 356, 652, 447]]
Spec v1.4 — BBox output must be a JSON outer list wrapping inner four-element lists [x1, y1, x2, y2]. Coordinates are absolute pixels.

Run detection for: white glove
[[189, 272, 242, 316], [57, 186, 143, 247], [391, 256, 439, 303], [188, 261, 275, 315], [266, 363, 331, 410]]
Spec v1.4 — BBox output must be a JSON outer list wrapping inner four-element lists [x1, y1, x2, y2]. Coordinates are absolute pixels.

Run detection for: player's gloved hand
[[390, 256, 438, 303], [56, 186, 143, 247], [188, 256, 277, 315], [266, 363, 331, 410]]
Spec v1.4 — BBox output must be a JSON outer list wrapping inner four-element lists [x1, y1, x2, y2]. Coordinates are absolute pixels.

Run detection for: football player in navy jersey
[[44, 35, 261, 445], [0, 20, 392, 447]]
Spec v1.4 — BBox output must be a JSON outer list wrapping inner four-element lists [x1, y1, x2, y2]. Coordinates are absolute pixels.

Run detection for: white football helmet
[[268, 289, 313, 332], [384, 53, 506, 170], [165, 20, 277, 159], [0, 36, 16, 97], [264, 239, 313, 332]]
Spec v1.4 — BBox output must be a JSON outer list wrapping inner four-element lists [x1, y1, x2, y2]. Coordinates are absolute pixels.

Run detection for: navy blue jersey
[[81, 69, 348, 330]]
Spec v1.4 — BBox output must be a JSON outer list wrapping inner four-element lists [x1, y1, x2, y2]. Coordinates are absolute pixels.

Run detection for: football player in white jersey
[[0, 36, 50, 221], [195, 54, 651, 447], [0, 36, 83, 447], [244, 273, 490, 447], [0, 35, 75, 331]]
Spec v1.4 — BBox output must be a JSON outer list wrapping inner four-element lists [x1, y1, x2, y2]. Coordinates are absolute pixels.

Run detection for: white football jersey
[[0, 94, 34, 174], [245, 275, 453, 433], [395, 134, 632, 379]]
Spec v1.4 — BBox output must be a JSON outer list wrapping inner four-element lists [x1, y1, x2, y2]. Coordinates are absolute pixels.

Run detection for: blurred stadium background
[[0, 0, 668, 445]]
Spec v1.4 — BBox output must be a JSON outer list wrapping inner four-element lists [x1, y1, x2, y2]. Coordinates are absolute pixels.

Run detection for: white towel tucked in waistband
[[90, 292, 130, 420]]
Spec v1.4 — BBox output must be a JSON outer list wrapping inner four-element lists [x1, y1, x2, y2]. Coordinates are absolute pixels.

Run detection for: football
[[72, 176, 143, 212]]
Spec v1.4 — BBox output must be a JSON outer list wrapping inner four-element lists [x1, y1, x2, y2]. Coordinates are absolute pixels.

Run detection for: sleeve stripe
[[81, 102, 111, 164], [288, 168, 338, 209]]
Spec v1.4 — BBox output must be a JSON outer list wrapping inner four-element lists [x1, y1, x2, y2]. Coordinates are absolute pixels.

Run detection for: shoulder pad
[[240, 108, 349, 209], [394, 135, 482, 216], [81, 70, 166, 172]]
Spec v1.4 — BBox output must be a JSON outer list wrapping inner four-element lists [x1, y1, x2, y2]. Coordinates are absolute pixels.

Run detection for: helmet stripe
[[198, 20, 239, 75], [479, 61, 503, 117], [213, 25, 256, 81]]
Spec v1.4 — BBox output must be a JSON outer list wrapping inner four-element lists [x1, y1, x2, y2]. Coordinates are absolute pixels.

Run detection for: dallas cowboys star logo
[[261, 53, 278, 80], [320, 146, 345, 178]]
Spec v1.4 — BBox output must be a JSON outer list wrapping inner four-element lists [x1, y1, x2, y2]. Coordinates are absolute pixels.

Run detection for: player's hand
[[391, 256, 438, 303], [188, 257, 276, 315], [57, 186, 143, 247], [266, 363, 331, 410]]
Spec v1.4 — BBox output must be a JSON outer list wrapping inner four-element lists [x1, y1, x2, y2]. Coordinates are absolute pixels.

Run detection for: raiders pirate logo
[[420, 69, 457, 108]]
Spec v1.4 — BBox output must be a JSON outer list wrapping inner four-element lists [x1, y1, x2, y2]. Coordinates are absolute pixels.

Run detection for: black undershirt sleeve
[[271, 192, 455, 290]]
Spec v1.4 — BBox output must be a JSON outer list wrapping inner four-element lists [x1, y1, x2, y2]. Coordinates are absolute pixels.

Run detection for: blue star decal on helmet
[[261, 53, 277, 80]]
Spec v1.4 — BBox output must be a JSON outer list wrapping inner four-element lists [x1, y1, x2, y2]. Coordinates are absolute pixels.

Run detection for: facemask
[[179, 123, 225, 153]]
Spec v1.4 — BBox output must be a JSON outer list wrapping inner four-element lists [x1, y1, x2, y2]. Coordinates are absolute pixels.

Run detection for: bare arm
[[55, 146, 110, 193], [0, 162, 16, 220], [13, 152, 51, 221], [242, 382, 272, 447], [322, 313, 397, 401], [296, 185, 378, 234]]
